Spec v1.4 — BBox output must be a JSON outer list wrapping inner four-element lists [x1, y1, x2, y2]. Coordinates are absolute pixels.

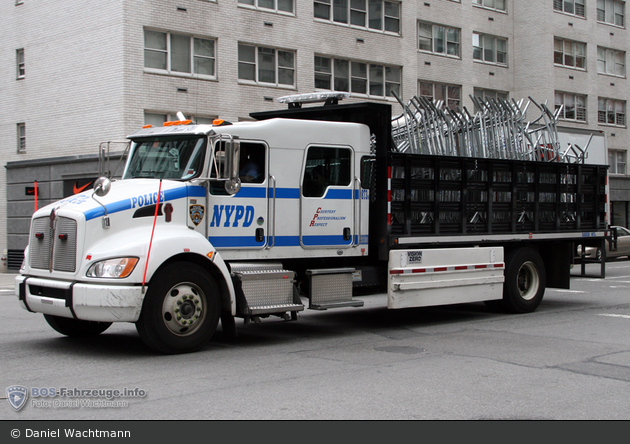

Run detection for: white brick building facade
[[2, 0, 629, 269]]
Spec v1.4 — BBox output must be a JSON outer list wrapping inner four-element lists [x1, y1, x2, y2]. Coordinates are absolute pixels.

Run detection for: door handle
[[256, 228, 265, 243], [343, 227, 351, 241]]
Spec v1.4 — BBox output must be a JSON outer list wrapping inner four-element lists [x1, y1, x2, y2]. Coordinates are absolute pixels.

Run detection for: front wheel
[[136, 262, 221, 354], [500, 248, 546, 314], [44, 315, 112, 337]]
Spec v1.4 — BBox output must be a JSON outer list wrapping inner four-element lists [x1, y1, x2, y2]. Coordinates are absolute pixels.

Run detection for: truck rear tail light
[[58, 233, 68, 240], [35, 232, 44, 240]]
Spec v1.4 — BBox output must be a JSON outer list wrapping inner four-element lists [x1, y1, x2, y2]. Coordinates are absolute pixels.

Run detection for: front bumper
[[16, 275, 144, 323]]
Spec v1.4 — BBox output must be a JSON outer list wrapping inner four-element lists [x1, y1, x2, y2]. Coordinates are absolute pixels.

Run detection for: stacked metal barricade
[[391, 93, 590, 164]]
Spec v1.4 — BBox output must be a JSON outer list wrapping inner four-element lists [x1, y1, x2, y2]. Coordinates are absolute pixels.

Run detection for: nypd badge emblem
[[6, 385, 28, 411], [189, 205, 205, 226]]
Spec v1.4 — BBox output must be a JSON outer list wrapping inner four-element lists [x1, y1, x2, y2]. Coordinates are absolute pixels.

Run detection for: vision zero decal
[[310, 207, 346, 227]]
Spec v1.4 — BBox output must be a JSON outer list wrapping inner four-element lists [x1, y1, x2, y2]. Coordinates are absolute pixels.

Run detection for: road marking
[[598, 314, 630, 319], [552, 289, 586, 293]]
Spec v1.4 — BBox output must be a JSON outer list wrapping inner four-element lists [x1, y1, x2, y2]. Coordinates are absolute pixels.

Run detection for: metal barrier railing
[[391, 93, 591, 164]]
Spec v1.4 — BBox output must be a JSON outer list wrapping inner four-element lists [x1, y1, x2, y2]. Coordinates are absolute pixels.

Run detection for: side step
[[306, 268, 364, 310], [230, 262, 304, 319]]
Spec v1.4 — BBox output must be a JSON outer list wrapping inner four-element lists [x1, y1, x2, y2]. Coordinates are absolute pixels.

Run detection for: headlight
[[87, 257, 139, 278]]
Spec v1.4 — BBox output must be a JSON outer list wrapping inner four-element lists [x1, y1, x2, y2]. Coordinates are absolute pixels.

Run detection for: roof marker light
[[163, 120, 192, 127]]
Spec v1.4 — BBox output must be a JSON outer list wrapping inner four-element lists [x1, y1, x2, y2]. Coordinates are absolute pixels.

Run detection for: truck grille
[[29, 215, 78, 273]]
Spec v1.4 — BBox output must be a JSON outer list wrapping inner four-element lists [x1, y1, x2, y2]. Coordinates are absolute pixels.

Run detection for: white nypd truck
[[16, 93, 610, 354]]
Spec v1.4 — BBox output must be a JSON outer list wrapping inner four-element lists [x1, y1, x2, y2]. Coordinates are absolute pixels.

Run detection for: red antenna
[[34, 181, 38, 211], [142, 180, 162, 293]]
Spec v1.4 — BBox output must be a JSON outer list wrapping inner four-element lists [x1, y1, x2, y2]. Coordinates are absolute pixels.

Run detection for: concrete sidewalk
[[0, 272, 19, 289]]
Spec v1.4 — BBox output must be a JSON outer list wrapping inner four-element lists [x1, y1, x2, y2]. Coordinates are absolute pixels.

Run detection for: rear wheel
[[44, 315, 111, 337], [501, 248, 546, 313], [136, 262, 221, 354]]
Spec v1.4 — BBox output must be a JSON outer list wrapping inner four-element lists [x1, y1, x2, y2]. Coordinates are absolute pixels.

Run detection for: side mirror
[[225, 178, 241, 194], [210, 137, 241, 195], [93, 177, 112, 197], [92, 177, 112, 228], [224, 140, 241, 195]]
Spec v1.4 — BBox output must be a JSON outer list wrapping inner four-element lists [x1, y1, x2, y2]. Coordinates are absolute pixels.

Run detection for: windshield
[[123, 136, 206, 180]]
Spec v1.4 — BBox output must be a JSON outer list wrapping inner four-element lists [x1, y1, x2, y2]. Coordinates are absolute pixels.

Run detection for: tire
[[136, 262, 221, 354], [44, 314, 112, 337], [500, 247, 546, 314]]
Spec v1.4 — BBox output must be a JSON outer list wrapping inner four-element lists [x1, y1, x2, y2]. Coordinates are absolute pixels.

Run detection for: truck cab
[[16, 95, 373, 354]]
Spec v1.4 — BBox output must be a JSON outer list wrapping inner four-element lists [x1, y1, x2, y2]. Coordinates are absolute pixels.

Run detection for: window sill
[[313, 18, 402, 38], [472, 5, 508, 14], [552, 10, 587, 20], [554, 64, 587, 72], [418, 50, 461, 61], [237, 80, 297, 90], [143, 69, 217, 81], [598, 123, 627, 129], [596, 21, 626, 30], [237, 4, 295, 17], [597, 72, 626, 79], [472, 60, 508, 69], [559, 119, 588, 125]]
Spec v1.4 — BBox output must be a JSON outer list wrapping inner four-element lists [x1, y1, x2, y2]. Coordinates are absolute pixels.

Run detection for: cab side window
[[302, 146, 351, 197], [210, 140, 266, 195], [239, 142, 266, 184]]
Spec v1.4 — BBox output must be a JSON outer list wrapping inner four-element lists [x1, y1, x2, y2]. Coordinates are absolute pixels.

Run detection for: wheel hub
[[162, 283, 205, 336], [517, 261, 539, 301]]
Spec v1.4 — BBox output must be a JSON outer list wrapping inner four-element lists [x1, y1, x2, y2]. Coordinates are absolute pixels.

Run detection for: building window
[[473, 87, 508, 109], [17, 123, 26, 154], [609, 149, 627, 174], [238, 0, 294, 14], [419, 81, 461, 110], [597, 0, 625, 27], [314, 55, 401, 98], [418, 21, 461, 57], [472, 0, 506, 12], [239, 44, 295, 87], [555, 92, 587, 122], [473, 32, 507, 65], [144, 30, 216, 78], [554, 38, 586, 69], [16, 49, 25, 79], [598, 98, 626, 126], [553, 0, 586, 17], [314, 0, 401, 34], [597, 46, 626, 77]]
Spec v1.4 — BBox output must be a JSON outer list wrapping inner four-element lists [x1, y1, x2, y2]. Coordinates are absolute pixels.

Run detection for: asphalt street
[[1, 262, 630, 421]]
